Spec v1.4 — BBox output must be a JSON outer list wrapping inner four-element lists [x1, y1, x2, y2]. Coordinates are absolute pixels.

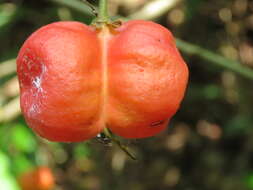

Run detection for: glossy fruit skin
[[18, 167, 55, 190], [17, 20, 188, 142], [107, 21, 188, 138], [17, 22, 103, 142]]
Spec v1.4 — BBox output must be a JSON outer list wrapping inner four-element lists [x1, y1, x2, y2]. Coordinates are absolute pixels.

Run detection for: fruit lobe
[[18, 167, 55, 190], [17, 20, 188, 142]]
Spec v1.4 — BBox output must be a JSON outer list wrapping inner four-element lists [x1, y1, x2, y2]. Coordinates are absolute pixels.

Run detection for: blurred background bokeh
[[1, 0, 253, 189]]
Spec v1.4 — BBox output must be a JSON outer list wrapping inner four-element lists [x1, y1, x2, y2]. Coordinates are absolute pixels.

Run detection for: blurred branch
[[2, 76, 19, 97], [176, 39, 253, 80], [0, 96, 20, 123], [0, 3, 17, 29], [128, 0, 181, 20], [0, 59, 16, 78], [49, 0, 94, 17], [0, 76, 19, 106]]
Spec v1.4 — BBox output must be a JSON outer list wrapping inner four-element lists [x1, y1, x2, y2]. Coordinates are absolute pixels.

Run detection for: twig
[[50, 0, 94, 17], [103, 128, 137, 160], [176, 39, 253, 80]]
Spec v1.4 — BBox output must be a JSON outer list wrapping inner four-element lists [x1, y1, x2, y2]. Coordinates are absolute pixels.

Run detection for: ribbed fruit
[[17, 20, 188, 142]]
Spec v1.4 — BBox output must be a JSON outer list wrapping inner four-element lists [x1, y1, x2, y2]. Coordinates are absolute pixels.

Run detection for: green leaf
[[225, 115, 252, 136], [74, 143, 90, 158], [203, 85, 221, 100], [12, 154, 34, 175], [11, 124, 36, 153], [0, 151, 10, 175], [0, 3, 17, 28], [246, 173, 253, 189], [0, 151, 20, 190]]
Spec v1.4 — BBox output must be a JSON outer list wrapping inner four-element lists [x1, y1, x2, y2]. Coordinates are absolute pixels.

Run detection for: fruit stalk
[[103, 128, 137, 160], [98, 0, 109, 22]]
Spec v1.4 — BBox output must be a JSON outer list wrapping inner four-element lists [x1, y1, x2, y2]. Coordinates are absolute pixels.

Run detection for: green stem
[[98, 0, 109, 22], [103, 128, 137, 160], [50, 0, 93, 17], [176, 38, 253, 80]]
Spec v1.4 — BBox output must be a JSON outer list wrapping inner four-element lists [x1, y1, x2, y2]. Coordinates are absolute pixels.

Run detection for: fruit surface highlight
[[17, 20, 188, 142]]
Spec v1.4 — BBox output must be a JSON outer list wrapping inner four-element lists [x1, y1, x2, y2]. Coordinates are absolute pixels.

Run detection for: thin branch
[[50, 0, 94, 17], [103, 128, 137, 160], [176, 39, 253, 80]]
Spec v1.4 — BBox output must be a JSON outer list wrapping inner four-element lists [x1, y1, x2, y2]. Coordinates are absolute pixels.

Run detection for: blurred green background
[[1, 0, 253, 189]]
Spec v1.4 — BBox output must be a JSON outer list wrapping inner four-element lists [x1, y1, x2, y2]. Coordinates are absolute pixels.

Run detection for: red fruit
[[18, 167, 55, 190], [17, 20, 188, 142]]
